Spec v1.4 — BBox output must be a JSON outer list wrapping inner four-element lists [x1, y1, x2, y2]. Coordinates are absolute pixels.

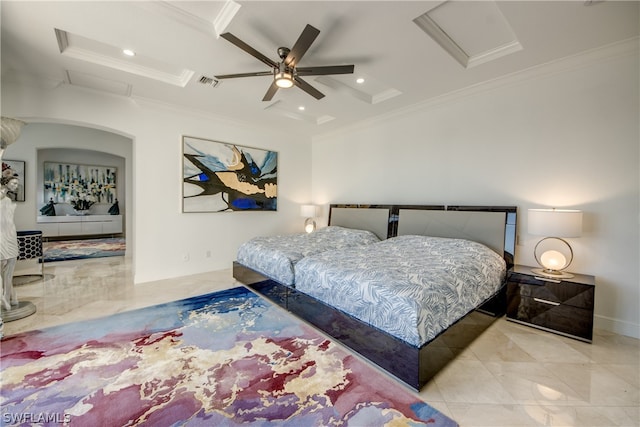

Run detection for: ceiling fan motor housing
[[277, 47, 290, 60]]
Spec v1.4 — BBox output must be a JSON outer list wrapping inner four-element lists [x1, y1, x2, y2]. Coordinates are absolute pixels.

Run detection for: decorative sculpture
[[0, 174, 20, 310], [108, 199, 120, 215], [0, 117, 36, 330], [0, 117, 25, 158], [40, 198, 57, 216]]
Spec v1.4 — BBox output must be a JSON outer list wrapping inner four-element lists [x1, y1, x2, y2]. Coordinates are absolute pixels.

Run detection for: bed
[[236, 225, 381, 285], [233, 204, 517, 389], [294, 235, 506, 347], [233, 205, 395, 287]]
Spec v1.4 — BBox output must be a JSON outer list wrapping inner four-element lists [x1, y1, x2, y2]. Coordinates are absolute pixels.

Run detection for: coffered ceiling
[[1, 1, 638, 137]]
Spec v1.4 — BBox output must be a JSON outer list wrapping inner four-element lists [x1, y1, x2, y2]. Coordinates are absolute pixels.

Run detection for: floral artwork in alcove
[[43, 162, 117, 207]]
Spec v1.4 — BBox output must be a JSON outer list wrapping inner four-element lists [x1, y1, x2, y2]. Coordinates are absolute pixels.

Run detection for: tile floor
[[3, 256, 639, 427]]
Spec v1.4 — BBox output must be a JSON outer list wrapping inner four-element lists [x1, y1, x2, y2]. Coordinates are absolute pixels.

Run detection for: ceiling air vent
[[198, 75, 220, 87]]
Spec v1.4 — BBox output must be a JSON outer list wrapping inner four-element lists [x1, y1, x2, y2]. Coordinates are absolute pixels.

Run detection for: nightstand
[[506, 265, 595, 342]]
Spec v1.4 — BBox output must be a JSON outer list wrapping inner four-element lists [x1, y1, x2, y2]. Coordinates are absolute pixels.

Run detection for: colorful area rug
[[43, 237, 125, 262], [1, 287, 457, 426]]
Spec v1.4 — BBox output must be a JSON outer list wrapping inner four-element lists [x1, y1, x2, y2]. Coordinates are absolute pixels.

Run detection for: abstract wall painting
[[2, 160, 25, 202], [182, 136, 277, 212], [43, 162, 117, 204]]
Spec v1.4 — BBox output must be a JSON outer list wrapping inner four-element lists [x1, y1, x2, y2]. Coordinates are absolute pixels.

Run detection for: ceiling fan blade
[[215, 71, 273, 79], [285, 24, 320, 68], [294, 76, 325, 100], [296, 65, 355, 76], [220, 32, 278, 69], [262, 80, 279, 101]]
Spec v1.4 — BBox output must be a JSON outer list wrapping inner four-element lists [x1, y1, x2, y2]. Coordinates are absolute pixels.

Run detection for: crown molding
[[135, 1, 239, 37]]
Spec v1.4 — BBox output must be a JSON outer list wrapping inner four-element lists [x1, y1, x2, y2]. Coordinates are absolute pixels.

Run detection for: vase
[[73, 210, 90, 216]]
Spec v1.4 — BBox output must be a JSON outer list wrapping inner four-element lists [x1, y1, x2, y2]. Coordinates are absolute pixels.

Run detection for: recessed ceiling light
[[356, 78, 365, 84], [122, 49, 136, 57], [298, 106, 305, 111]]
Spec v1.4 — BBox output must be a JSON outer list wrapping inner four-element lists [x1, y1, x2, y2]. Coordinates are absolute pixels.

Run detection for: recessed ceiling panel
[[55, 29, 195, 87], [66, 70, 132, 96], [414, 1, 523, 68], [315, 74, 402, 105]]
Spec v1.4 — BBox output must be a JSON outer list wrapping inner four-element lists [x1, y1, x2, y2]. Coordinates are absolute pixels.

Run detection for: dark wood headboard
[[328, 204, 517, 267]]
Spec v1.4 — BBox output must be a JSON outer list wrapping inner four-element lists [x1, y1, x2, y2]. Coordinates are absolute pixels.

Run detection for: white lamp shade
[[300, 204, 318, 218], [528, 209, 582, 237]]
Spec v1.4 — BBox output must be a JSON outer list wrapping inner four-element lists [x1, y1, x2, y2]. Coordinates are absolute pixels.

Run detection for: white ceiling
[[1, 1, 638, 138]]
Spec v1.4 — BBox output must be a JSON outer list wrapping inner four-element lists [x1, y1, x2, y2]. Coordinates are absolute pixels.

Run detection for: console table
[[37, 215, 122, 237]]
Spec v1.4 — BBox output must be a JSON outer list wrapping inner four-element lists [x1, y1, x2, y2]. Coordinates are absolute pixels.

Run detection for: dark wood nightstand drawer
[[507, 275, 594, 310], [507, 294, 593, 341], [506, 265, 595, 342]]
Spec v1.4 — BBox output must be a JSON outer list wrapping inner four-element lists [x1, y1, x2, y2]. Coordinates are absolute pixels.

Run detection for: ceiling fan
[[215, 24, 355, 101]]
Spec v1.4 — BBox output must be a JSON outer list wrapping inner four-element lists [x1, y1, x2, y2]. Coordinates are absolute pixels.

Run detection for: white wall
[[312, 43, 639, 338], [2, 83, 312, 283]]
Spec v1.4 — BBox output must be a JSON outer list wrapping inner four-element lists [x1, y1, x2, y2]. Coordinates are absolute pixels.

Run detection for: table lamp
[[528, 208, 582, 279], [300, 204, 318, 233]]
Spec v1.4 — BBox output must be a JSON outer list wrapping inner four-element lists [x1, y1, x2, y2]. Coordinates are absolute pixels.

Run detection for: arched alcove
[[3, 122, 133, 249]]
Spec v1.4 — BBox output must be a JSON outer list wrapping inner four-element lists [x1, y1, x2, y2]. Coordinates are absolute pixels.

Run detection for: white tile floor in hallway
[[3, 256, 639, 427]]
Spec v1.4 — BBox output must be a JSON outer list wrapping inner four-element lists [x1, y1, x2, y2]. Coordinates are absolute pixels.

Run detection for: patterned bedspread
[[294, 235, 506, 347], [236, 226, 380, 285]]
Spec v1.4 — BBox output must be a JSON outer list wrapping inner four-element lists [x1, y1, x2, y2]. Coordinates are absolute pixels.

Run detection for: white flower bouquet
[[69, 193, 96, 211]]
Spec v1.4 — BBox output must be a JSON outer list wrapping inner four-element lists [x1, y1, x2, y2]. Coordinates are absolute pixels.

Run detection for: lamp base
[[531, 268, 574, 279], [304, 218, 316, 233]]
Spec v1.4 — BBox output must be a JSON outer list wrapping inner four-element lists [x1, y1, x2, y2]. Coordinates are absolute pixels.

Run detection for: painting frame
[[2, 159, 26, 202], [43, 162, 117, 205], [182, 136, 278, 213]]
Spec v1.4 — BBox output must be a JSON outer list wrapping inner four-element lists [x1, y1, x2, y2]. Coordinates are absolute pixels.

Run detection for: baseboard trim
[[594, 314, 639, 339]]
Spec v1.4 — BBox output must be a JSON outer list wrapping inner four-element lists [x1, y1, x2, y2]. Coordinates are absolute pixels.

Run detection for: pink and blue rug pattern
[[1, 287, 457, 426]]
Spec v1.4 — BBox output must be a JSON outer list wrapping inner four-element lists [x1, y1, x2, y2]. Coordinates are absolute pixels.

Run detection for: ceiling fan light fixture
[[275, 71, 294, 88]]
